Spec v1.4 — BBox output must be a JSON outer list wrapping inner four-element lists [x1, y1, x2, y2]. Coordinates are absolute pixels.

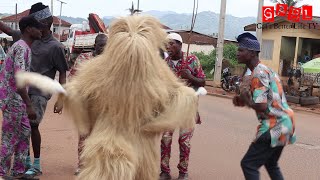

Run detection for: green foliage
[[192, 43, 239, 79], [270, 0, 302, 7], [223, 43, 238, 66], [192, 50, 216, 79]]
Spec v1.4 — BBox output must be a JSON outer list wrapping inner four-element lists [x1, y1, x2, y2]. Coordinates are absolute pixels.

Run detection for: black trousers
[[241, 131, 284, 180]]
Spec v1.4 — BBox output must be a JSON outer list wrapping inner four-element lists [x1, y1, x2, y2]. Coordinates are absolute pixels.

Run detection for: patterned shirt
[[165, 52, 206, 85], [240, 68, 252, 93], [165, 52, 205, 124], [0, 40, 32, 108], [68, 52, 94, 78], [250, 63, 296, 147]]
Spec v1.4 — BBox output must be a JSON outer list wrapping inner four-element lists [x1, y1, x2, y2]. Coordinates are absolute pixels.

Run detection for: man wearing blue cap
[[24, 3, 68, 178], [233, 32, 296, 180]]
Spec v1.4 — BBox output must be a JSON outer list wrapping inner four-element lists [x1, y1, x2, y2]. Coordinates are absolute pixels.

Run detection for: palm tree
[[128, 1, 142, 15], [270, 0, 302, 7]]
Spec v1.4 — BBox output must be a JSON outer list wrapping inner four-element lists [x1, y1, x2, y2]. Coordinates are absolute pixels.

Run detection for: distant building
[[166, 29, 238, 54], [0, 9, 71, 41], [244, 16, 320, 76]]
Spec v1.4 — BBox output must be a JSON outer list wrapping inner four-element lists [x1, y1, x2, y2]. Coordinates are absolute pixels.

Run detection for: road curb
[[290, 107, 320, 115], [207, 92, 320, 115], [207, 92, 233, 99]]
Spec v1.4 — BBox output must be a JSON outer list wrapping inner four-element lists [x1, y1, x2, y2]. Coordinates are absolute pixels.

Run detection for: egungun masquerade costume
[[15, 15, 207, 180]]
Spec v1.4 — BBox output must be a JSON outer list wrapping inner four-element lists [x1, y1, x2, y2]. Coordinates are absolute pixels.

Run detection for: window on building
[[261, 40, 274, 60]]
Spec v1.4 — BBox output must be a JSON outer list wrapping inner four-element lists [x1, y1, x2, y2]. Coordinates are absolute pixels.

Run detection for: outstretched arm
[[0, 21, 21, 42], [0, 21, 14, 36]]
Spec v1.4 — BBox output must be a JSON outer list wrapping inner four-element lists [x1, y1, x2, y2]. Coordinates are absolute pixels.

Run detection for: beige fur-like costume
[[16, 15, 205, 180]]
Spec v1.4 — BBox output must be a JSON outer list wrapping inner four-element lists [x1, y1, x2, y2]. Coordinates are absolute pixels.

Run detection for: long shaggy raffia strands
[[15, 71, 67, 95], [15, 15, 201, 180]]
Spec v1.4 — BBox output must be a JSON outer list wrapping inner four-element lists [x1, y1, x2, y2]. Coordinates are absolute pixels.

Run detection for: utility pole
[[129, 2, 135, 15], [213, 0, 227, 86], [51, 0, 54, 31], [128, 1, 142, 15], [15, 3, 17, 30], [51, 0, 54, 14], [257, 0, 264, 59], [56, 0, 66, 41]]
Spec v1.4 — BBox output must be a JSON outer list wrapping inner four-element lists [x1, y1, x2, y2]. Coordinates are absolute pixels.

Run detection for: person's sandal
[[7, 172, 39, 180], [178, 173, 189, 180], [24, 167, 42, 178], [25, 164, 32, 171], [159, 172, 172, 180], [1, 175, 14, 180]]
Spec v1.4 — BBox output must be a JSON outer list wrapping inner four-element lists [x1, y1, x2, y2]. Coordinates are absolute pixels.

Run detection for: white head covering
[[167, 33, 183, 44]]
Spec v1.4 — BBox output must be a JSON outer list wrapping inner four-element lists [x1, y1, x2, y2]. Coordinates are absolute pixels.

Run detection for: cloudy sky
[[1, 0, 320, 18]]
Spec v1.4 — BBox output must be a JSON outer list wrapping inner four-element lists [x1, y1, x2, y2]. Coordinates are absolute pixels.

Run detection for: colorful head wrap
[[29, 3, 52, 21], [236, 32, 260, 52]]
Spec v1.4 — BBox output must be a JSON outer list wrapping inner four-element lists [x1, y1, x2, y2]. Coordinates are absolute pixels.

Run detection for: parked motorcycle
[[221, 67, 241, 94], [286, 67, 312, 97]]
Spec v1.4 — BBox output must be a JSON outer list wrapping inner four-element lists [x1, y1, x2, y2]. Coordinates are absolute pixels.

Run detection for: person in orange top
[[233, 32, 296, 180]]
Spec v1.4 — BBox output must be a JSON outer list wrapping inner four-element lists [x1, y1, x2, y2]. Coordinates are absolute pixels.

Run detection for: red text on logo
[[302, 5, 313, 20], [262, 6, 274, 22], [262, 4, 313, 22]]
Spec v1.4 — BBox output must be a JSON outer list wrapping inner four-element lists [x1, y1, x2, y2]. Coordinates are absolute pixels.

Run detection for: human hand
[[54, 100, 63, 114], [26, 105, 37, 120], [233, 96, 245, 107], [180, 69, 192, 79], [240, 90, 253, 107]]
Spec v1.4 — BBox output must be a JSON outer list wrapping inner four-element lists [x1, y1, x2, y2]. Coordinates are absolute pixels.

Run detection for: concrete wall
[[53, 25, 69, 35], [182, 43, 215, 54], [261, 21, 320, 73]]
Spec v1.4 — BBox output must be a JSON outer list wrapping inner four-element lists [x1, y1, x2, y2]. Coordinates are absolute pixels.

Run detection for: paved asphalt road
[[1, 95, 320, 180]]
